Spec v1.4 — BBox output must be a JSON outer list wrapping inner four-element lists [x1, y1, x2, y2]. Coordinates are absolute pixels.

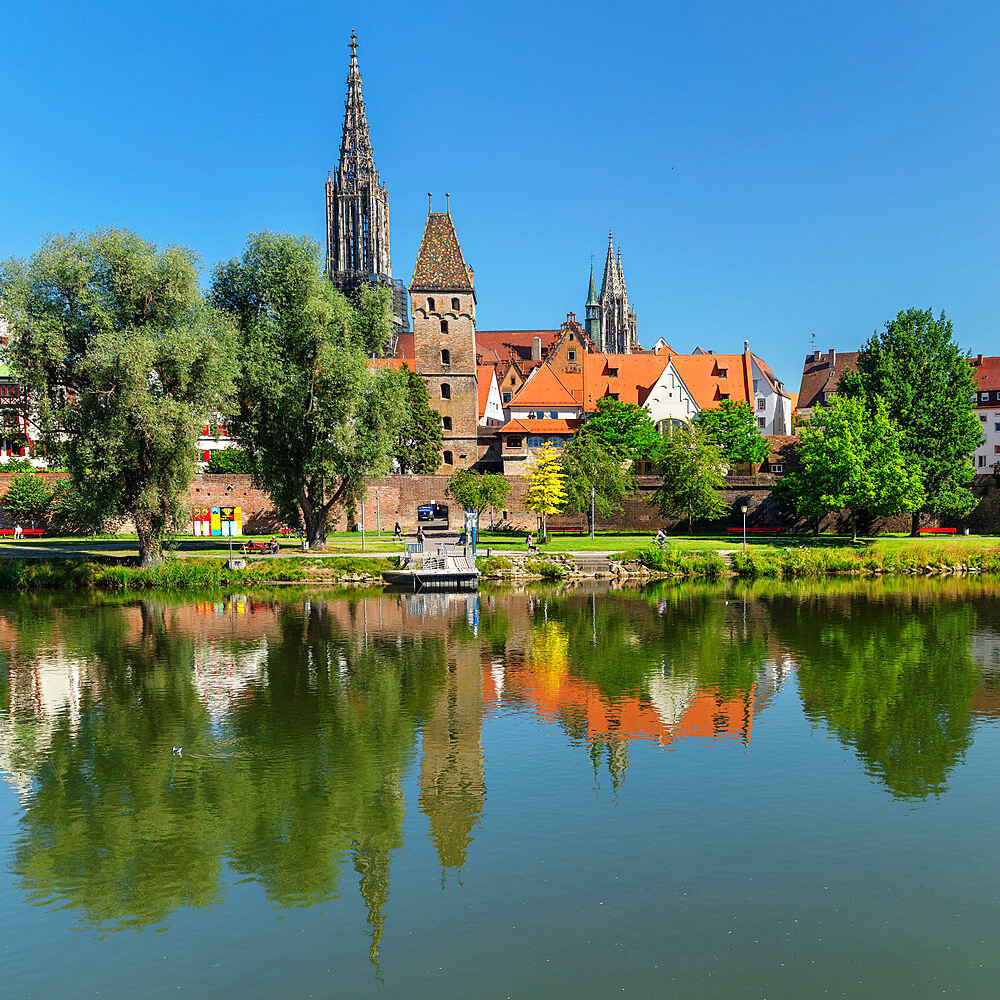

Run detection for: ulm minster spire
[[598, 230, 638, 353], [325, 31, 409, 333]]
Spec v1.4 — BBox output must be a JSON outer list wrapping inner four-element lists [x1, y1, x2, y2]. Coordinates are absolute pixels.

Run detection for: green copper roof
[[585, 264, 599, 307]]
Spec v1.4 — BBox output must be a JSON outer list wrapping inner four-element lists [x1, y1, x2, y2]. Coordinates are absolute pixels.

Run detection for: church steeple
[[325, 32, 392, 281], [585, 262, 601, 346], [598, 231, 638, 353]]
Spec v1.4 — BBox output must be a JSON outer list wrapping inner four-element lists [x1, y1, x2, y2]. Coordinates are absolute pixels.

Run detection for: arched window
[[441, 383, 451, 399], [442, 416, 452, 430], [440, 320, 449, 333], [427, 297, 436, 311], [443, 450, 454, 465], [451, 297, 460, 311], [441, 349, 450, 365]]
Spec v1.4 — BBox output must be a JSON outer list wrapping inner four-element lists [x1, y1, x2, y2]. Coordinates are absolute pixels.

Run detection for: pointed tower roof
[[586, 264, 599, 307], [600, 230, 618, 297], [410, 212, 474, 292], [337, 31, 375, 188]]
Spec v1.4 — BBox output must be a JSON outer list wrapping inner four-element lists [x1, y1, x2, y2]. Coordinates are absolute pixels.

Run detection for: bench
[[0, 528, 45, 537], [547, 526, 589, 535], [726, 527, 784, 535], [919, 527, 958, 535], [242, 540, 277, 554]]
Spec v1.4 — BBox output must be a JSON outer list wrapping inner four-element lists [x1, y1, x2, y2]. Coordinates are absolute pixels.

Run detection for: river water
[[2, 580, 999, 998]]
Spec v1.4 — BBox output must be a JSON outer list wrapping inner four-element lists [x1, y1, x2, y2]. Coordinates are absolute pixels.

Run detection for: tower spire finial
[[428, 192, 433, 214], [446, 192, 451, 214]]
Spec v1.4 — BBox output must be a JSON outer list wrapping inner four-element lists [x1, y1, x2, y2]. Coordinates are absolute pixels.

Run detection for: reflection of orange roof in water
[[488, 659, 753, 748]]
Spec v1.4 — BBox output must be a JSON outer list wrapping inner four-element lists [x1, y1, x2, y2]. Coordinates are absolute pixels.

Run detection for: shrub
[[205, 448, 254, 474]]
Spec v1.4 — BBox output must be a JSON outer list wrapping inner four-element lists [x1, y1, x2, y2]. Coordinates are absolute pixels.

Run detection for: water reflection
[[0, 580, 999, 950]]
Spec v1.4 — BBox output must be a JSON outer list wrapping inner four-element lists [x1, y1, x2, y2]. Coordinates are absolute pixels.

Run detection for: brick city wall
[[1, 472, 997, 535]]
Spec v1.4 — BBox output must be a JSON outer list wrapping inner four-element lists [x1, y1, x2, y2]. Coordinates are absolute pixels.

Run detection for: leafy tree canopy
[[522, 443, 567, 537], [446, 469, 511, 518], [2, 472, 53, 525], [560, 434, 634, 534], [211, 232, 405, 546], [652, 424, 729, 533], [394, 366, 443, 474], [838, 308, 980, 532], [696, 400, 769, 465], [775, 396, 924, 539], [580, 397, 662, 464], [206, 448, 254, 474], [0, 229, 236, 564]]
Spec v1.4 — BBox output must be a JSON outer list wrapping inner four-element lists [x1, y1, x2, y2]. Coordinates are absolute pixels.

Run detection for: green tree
[[522, 443, 567, 538], [652, 424, 729, 533], [393, 365, 443, 474], [446, 469, 511, 519], [839, 308, 980, 535], [211, 232, 406, 547], [1, 472, 53, 526], [205, 447, 254, 474], [581, 397, 662, 464], [560, 434, 634, 534], [775, 396, 924, 540], [696, 400, 770, 466], [0, 229, 236, 564]]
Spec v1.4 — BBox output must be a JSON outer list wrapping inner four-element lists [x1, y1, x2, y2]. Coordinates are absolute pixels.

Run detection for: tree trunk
[[687, 510, 692, 535], [910, 511, 921, 537], [134, 510, 161, 567], [851, 514, 858, 543]]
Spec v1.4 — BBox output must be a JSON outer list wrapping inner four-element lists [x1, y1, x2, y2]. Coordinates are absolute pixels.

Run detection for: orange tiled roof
[[477, 366, 496, 417], [971, 356, 1000, 395], [476, 329, 561, 366], [410, 213, 474, 292], [510, 364, 580, 408], [500, 417, 582, 435], [369, 357, 406, 370], [393, 332, 414, 360]]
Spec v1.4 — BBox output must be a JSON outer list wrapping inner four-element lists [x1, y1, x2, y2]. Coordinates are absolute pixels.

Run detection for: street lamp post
[[361, 497, 366, 553], [741, 504, 748, 551], [375, 490, 381, 536]]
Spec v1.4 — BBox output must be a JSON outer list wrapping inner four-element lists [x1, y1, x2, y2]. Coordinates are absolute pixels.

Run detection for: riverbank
[[2, 539, 1000, 591]]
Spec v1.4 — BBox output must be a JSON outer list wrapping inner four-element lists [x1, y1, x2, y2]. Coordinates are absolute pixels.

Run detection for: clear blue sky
[[2, 0, 997, 387]]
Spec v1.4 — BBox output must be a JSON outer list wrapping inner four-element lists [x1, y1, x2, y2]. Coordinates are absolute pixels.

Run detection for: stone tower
[[410, 207, 479, 472], [325, 32, 409, 335], [585, 263, 601, 346], [599, 231, 638, 353]]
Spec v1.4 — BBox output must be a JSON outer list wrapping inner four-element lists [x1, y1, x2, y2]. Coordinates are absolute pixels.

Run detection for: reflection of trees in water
[[9, 598, 446, 968], [763, 589, 982, 799]]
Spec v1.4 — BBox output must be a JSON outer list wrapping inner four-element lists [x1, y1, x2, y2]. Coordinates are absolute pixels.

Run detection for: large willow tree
[[211, 233, 405, 546], [0, 229, 235, 564]]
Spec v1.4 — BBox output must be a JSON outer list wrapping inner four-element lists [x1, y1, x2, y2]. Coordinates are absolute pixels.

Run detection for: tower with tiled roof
[[325, 33, 409, 337], [599, 231, 638, 353], [410, 206, 480, 471]]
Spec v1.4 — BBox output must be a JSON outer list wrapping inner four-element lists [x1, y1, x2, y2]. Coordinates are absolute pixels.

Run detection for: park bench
[[0, 528, 45, 537], [547, 525, 589, 535], [918, 527, 958, 535], [726, 527, 784, 535], [242, 539, 277, 555]]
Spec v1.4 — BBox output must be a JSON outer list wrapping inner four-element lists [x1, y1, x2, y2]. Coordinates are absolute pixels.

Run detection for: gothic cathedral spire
[[585, 262, 601, 346], [598, 231, 638, 353]]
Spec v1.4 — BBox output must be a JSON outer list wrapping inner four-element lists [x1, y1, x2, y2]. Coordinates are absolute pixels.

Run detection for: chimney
[[531, 336, 541, 362], [813, 350, 821, 362], [977, 353, 984, 365], [830, 349, 836, 367]]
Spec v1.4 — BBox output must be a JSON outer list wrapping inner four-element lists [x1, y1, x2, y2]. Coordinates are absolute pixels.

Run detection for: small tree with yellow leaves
[[522, 443, 567, 541]]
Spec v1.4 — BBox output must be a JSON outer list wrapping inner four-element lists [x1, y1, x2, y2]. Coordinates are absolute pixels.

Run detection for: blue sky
[[2, 0, 997, 388]]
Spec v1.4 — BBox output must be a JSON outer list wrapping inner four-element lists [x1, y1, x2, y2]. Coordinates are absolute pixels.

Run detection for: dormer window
[[451, 297, 460, 311], [427, 297, 436, 311]]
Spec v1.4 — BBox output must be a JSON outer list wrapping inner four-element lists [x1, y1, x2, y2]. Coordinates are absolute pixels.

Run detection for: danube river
[[2, 581, 1000, 998]]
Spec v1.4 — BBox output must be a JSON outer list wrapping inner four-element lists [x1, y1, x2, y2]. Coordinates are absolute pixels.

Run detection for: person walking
[[416, 525, 425, 544], [393, 521, 402, 540]]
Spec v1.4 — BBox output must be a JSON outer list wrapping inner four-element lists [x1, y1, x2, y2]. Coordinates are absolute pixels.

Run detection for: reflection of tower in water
[[418, 640, 486, 873]]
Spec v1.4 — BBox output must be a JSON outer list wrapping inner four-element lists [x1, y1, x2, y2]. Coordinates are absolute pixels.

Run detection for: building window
[[549, 410, 558, 418], [720, 393, 730, 401], [981, 393, 989, 402], [979, 455, 987, 467], [507, 437, 521, 448], [981, 415, 988, 422], [757, 417, 766, 428], [824, 392, 833, 401], [609, 393, 619, 400], [608, 367, 619, 377], [757, 398, 766, 410], [771, 463, 783, 473], [442, 416, 452, 430], [753, 380, 758, 392], [527, 436, 544, 447], [568, 350, 576, 361], [440, 320, 449, 333], [994, 422, 1000, 432], [718, 368, 728, 378], [427, 297, 435, 311], [548, 436, 563, 446], [441, 349, 450, 365], [502, 392, 512, 404], [443, 450, 453, 465], [994, 445, 1000, 455], [441, 383, 451, 399], [451, 297, 460, 311]]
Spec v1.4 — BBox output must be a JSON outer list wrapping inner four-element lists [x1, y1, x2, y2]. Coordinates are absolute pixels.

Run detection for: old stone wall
[[1, 472, 997, 536]]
